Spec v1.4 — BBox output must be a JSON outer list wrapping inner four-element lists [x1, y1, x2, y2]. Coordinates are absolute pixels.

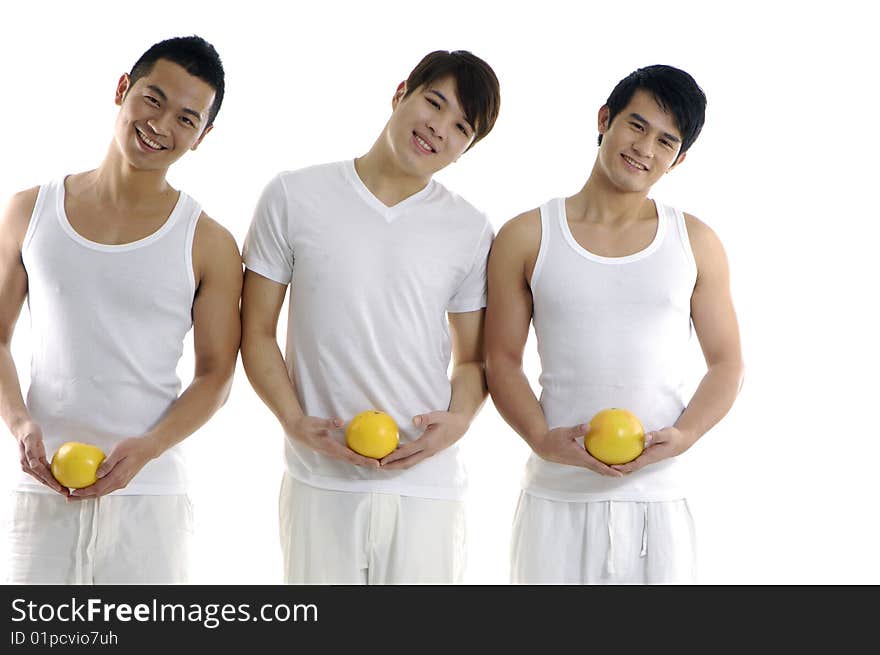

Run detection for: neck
[[355, 135, 431, 206], [568, 158, 654, 224], [88, 141, 173, 207]]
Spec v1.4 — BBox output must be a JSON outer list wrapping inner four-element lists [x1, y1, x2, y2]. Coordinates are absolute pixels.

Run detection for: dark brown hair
[[403, 50, 500, 150]]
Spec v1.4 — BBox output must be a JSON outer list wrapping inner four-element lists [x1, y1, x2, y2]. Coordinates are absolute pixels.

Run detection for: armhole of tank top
[[530, 200, 553, 288], [670, 204, 698, 281], [21, 183, 51, 255], [184, 201, 201, 299]]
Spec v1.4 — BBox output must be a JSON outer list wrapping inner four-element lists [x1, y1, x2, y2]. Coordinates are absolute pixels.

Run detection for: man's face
[[384, 74, 476, 178], [596, 88, 686, 193], [112, 58, 216, 171]]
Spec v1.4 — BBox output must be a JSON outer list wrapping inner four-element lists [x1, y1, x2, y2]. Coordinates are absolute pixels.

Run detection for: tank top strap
[[656, 201, 697, 277], [532, 197, 566, 287]]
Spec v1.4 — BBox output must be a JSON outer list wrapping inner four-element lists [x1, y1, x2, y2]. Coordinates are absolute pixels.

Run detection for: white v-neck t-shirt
[[243, 160, 493, 500]]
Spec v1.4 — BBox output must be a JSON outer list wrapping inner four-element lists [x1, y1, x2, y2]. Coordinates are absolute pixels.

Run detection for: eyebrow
[[145, 84, 203, 123], [630, 112, 681, 143], [428, 89, 473, 131]]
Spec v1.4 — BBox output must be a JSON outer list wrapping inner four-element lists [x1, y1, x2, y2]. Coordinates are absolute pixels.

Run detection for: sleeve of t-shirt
[[447, 218, 494, 313], [242, 174, 294, 285]]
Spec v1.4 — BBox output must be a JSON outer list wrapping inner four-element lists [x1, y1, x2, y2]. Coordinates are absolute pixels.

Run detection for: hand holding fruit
[[378, 410, 469, 470], [610, 425, 693, 474], [533, 422, 623, 477], [287, 413, 379, 469], [16, 420, 68, 495], [68, 435, 158, 499]]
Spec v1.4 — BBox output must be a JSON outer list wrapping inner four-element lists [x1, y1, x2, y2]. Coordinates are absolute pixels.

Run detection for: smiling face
[[383, 74, 475, 179], [112, 58, 216, 172], [596, 88, 686, 194]]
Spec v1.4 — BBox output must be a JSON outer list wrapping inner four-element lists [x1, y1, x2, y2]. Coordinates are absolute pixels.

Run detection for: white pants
[[279, 473, 466, 584], [511, 492, 696, 584], [6, 491, 193, 584]]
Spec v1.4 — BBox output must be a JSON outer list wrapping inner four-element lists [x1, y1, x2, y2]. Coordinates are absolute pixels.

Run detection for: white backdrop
[[1, 0, 878, 584]]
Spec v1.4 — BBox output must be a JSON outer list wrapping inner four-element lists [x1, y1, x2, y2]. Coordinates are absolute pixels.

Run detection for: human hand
[[69, 436, 158, 499], [379, 411, 470, 470], [533, 423, 623, 478], [287, 415, 379, 469], [611, 426, 691, 474], [15, 420, 69, 495]]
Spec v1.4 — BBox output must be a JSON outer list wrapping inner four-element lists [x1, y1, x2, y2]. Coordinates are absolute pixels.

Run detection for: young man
[[486, 65, 743, 584], [241, 50, 500, 584], [0, 36, 242, 583]]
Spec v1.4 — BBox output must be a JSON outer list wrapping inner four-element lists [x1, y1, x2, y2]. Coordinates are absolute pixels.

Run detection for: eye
[[144, 96, 160, 106], [660, 139, 673, 149], [457, 123, 470, 136], [180, 116, 195, 128], [629, 121, 644, 131], [426, 97, 441, 109]]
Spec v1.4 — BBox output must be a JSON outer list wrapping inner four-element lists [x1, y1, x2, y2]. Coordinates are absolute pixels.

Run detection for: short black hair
[[599, 65, 706, 161], [129, 35, 225, 127], [403, 50, 501, 150]]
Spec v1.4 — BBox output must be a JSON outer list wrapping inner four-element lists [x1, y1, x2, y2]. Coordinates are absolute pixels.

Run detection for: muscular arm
[[0, 189, 66, 494], [74, 214, 243, 496], [240, 269, 378, 468], [485, 210, 621, 476], [613, 214, 744, 473]]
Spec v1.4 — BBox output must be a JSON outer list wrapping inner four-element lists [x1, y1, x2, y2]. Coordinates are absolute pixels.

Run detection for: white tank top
[[523, 197, 697, 502], [17, 177, 201, 495]]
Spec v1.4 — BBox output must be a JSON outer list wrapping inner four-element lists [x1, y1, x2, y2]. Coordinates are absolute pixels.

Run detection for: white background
[[1, 0, 878, 584]]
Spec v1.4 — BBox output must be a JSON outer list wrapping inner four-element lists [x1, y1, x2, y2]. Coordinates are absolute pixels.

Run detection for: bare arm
[[74, 214, 243, 497], [614, 214, 744, 473], [485, 210, 621, 477], [380, 308, 489, 469], [240, 269, 378, 468], [0, 189, 67, 494]]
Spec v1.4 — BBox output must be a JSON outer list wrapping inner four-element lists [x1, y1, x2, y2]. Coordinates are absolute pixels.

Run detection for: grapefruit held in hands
[[51, 442, 106, 488], [584, 408, 645, 465], [345, 410, 399, 459]]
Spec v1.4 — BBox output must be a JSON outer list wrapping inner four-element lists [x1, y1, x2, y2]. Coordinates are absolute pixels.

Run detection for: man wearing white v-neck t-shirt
[[241, 51, 500, 584]]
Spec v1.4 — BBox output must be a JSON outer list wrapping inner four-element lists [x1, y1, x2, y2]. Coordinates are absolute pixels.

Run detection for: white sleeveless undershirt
[[17, 177, 201, 495], [523, 197, 698, 502]]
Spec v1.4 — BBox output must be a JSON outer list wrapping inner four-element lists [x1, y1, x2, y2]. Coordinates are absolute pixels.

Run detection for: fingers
[[379, 442, 421, 466], [321, 440, 380, 469], [413, 411, 445, 427], [380, 448, 430, 470]]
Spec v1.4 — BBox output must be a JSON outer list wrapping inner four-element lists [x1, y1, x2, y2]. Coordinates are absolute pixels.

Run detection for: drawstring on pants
[[604, 501, 615, 576]]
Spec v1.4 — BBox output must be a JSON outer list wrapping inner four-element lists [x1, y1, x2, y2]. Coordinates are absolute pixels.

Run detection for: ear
[[597, 104, 610, 135], [115, 73, 131, 106], [190, 124, 213, 151], [391, 81, 407, 110], [666, 149, 687, 173]]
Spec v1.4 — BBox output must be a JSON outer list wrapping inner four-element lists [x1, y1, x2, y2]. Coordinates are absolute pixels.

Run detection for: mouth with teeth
[[135, 126, 167, 151], [412, 131, 436, 154], [621, 154, 648, 171]]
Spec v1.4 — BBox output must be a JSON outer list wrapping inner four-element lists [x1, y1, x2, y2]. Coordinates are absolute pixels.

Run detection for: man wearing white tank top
[[486, 65, 744, 584], [241, 51, 500, 584], [0, 37, 242, 583]]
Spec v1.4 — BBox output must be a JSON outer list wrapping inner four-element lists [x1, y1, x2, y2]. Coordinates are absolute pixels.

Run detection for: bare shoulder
[[684, 212, 726, 257], [194, 212, 241, 258], [193, 212, 243, 285], [494, 207, 542, 253], [0, 187, 41, 246], [684, 213, 730, 282]]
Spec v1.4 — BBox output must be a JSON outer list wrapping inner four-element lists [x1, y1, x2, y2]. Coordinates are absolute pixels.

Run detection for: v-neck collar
[[343, 159, 435, 222]]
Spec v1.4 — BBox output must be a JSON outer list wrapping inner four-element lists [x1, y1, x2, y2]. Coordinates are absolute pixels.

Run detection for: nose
[[632, 132, 654, 158], [425, 118, 444, 141], [146, 114, 172, 137]]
